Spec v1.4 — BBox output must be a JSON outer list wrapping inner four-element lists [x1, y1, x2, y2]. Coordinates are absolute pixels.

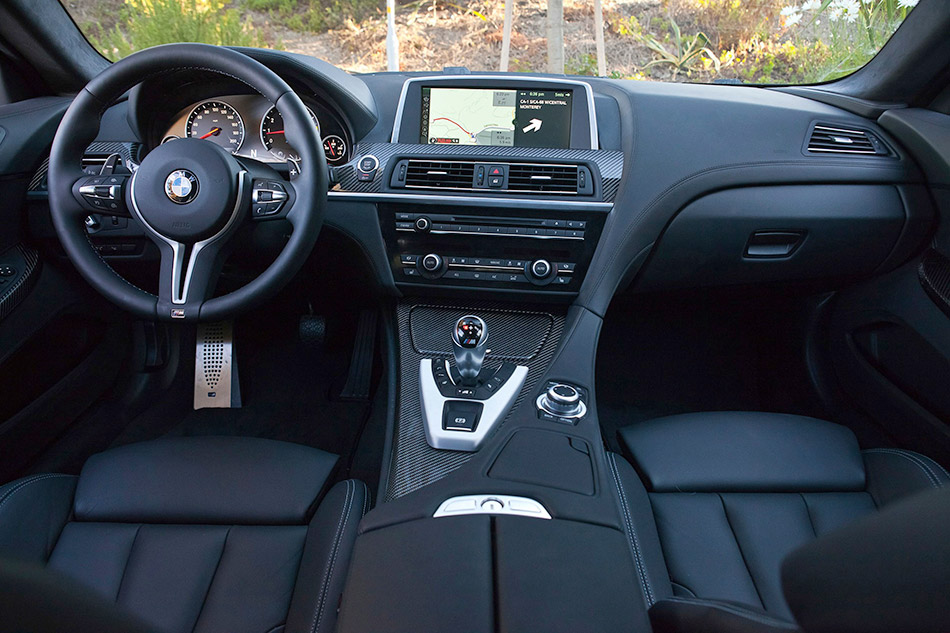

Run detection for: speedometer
[[186, 101, 245, 152], [260, 106, 320, 162]]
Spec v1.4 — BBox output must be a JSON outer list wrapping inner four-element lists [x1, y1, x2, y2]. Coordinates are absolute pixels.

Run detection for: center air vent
[[405, 160, 475, 189], [392, 159, 594, 196], [807, 124, 889, 156], [508, 164, 580, 194]]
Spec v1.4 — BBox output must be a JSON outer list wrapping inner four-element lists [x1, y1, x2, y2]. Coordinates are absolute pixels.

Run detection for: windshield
[[64, 0, 916, 84]]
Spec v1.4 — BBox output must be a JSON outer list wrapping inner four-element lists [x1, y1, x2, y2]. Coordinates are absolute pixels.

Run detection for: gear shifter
[[419, 313, 528, 451], [452, 315, 488, 386]]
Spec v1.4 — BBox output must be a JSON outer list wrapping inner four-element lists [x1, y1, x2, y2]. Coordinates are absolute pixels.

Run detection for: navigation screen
[[420, 87, 573, 148]]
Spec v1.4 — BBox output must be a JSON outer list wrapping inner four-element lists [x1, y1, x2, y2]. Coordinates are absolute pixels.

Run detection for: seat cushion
[[75, 436, 338, 524], [0, 438, 368, 633], [619, 412, 866, 493], [616, 412, 950, 629]]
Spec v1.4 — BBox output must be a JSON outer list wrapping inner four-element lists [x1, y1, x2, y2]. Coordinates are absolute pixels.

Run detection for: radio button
[[414, 216, 431, 232]]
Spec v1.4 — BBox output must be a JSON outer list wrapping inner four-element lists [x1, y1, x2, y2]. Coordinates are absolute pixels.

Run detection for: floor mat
[[111, 308, 373, 463]]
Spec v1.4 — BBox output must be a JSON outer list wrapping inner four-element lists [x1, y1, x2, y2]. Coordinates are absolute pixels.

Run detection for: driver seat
[[0, 436, 367, 633]]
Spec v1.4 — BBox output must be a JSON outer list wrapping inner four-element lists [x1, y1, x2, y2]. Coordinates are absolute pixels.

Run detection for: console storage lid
[[337, 514, 651, 633]]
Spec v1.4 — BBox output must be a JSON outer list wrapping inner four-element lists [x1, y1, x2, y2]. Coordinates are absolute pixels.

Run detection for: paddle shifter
[[419, 314, 528, 451], [452, 315, 488, 385]]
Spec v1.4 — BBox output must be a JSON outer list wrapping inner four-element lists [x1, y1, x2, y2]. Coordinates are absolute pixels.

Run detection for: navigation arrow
[[522, 118, 542, 133]]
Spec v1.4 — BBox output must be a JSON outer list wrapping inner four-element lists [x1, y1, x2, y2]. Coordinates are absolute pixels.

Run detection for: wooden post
[[547, 0, 564, 74], [500, 0, 513, 72], [594, 0, 606, 76], [386, 0, 399, 71]]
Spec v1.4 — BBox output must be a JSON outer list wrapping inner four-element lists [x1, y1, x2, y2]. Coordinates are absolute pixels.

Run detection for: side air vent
[[508, 163, 581, 194], [807, 124, 889, 156], [405, 160, 476, 190], [392, 159, 595, 196]]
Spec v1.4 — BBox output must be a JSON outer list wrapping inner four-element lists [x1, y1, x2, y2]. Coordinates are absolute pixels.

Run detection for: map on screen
[[420, 87, 573, 148], [423, 88, 517, 146]]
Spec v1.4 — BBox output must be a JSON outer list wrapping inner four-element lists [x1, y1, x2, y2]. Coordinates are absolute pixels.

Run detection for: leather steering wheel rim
[[47, 43, 328, 322]]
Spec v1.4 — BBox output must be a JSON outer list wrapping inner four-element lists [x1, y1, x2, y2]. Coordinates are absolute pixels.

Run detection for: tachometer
[[186, 100, 244, 152], [260, 105, 320, 162]]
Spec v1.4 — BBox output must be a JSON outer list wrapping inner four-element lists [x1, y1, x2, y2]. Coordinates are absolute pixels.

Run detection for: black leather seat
[[0, 436, 368, 633], [609, 412, 950, 632]]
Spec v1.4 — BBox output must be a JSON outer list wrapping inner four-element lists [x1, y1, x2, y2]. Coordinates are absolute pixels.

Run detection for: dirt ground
[[267, 0, 663, 75]]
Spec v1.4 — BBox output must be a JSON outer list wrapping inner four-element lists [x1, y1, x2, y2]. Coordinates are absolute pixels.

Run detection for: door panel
[[0, 95, 129, 482], [827, 108, 950, 464]]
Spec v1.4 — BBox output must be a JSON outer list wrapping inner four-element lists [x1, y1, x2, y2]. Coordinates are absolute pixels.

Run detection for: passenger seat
[[609, 412, 950, 632]]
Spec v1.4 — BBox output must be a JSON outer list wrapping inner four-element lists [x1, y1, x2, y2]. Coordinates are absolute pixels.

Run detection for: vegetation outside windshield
[[63, 0, 917, 84]]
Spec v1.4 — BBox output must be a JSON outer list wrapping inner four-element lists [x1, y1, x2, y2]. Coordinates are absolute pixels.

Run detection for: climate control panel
[[401, 254, 576, 287], [380, 204, 603, 296]]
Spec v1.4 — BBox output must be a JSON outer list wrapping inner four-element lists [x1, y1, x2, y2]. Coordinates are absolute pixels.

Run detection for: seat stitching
[[661, 597, 800, 630], [864, 449, 942, 488], [360, 481, 370, 517], [0, 474, 74, 513], [607, 453, 655, 605], [717, 494, 766, 611], [310, 480, 355, 633], [884, 449, 950, 482], [870, 449, 941, 486]]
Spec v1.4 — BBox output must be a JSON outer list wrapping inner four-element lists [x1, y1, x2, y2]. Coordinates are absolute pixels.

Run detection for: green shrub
[[566, 53, 599, 77], [89, 0, 266, 60]]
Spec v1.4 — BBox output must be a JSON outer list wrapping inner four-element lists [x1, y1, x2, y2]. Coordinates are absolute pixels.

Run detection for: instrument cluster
[[161, 94, 350, 167]]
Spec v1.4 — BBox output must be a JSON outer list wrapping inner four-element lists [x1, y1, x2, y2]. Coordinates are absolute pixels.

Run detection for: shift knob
[[452, 315, 488, 385]]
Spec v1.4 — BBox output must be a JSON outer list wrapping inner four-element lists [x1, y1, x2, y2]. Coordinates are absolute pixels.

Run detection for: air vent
[[392, 159, 595, 196], [508, 164, 580, 194], [405, 160, 476, 190], [807, 124, 888, 156]]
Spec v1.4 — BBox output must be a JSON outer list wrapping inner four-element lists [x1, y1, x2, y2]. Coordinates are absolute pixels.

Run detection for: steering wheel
[[47, 43, 328, 322]]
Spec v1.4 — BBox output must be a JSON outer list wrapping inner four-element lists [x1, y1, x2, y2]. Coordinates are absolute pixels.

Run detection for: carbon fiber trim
[[0, 245, 40, 322], [29, 142, 143, 192], [386, 300, 565, 501], [335, 143, 624, 202], [919, 248, 950, 319]]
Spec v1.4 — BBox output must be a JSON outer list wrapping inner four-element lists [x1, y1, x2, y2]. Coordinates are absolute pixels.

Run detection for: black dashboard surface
[[23, 49, 932, 311]]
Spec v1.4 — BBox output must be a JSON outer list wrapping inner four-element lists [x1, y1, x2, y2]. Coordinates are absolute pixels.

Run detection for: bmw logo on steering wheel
[[164, 169, 199, 204]]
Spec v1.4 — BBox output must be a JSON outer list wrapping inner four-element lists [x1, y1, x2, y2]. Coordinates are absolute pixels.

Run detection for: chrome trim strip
[[328, 190, 613, 210], [391, 75, 599, 149], [128, 170, 247, 305], [396, 228, 584, 241], [420, 358, 528, 451], [434, 495, 552, 519]]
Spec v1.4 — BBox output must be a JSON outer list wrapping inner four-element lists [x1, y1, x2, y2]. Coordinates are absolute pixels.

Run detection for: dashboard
[[24, 47, 931, 317]]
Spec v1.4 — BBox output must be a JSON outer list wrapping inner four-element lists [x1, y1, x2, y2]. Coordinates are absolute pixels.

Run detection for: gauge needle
[[265, 130, 285, 135], [199, 127, 221, 140]]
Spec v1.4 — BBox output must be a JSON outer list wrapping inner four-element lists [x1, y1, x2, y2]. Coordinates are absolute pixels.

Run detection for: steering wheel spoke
[[155, 237, 229, 320]]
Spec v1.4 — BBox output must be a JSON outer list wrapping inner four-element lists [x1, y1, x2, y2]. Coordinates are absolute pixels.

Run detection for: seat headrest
[[620, 412, 866, 493], [74, 437, 337, 524]]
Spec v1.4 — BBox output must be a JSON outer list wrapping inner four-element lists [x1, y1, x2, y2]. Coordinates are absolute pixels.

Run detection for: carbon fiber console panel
[[919, 248, 950, 318], [386, 300, 565, 500]]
